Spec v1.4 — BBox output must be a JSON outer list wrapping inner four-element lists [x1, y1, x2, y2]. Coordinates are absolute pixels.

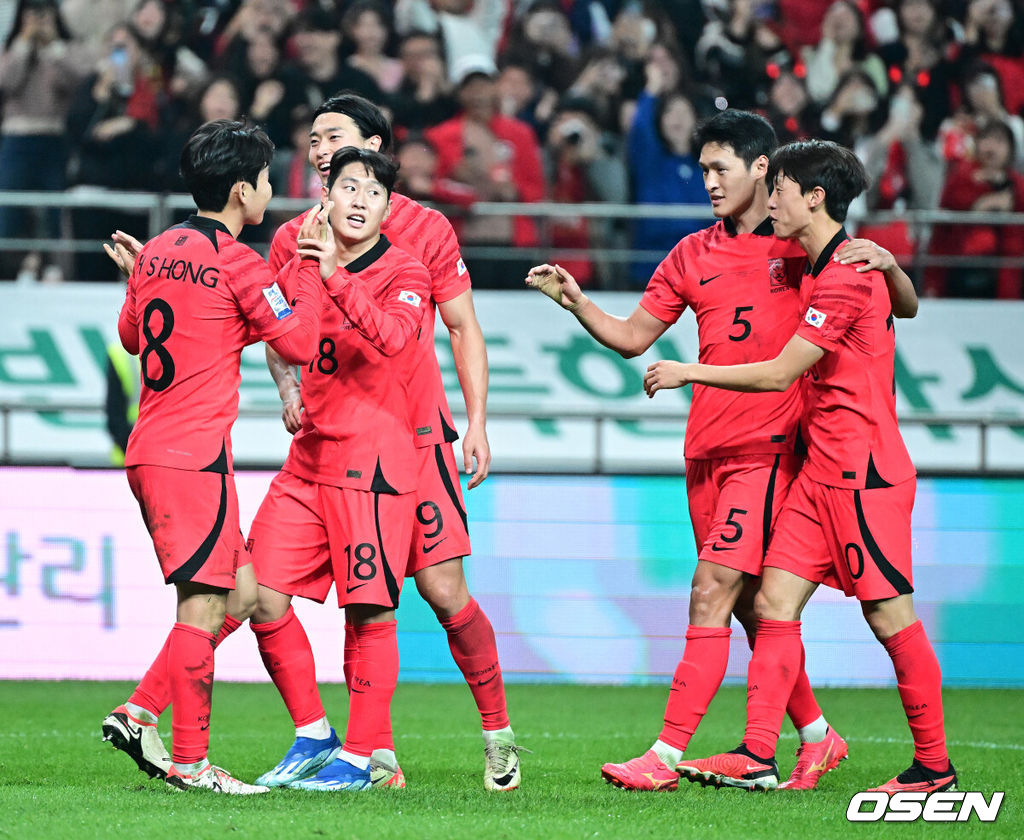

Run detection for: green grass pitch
[[1, 681, 1020, 839]]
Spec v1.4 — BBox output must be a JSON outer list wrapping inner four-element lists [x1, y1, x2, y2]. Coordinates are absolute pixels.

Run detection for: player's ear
[[365, 134, 383, 152], [808, 185, 826, 210], [382, 197, 392, 221], [752, 154, 770, 179]]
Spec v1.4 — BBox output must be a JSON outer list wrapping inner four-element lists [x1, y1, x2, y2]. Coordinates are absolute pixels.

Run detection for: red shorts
[[686, 453, 802, 575], [127, 465, 242, 589], [765, 471, 916, 601], [405, 442, 472, 576], [248, 469, 414, 608]]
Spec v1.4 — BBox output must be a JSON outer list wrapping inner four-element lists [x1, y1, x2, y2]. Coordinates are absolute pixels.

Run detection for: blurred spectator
[[818, 68, 886, 148], [876, 0, 956, 141], [627, 60, 707, 281], [395, 0, 508, 82], [855, 83, 944, 262], [390, 30, 458, 134], [128, 0, 208, 103], [763, 66, 819, 142], [0, 0, 85, 280], [929, 119, 1024, 298], [66, 23, 163, 281], [276, 7, 382, 119], [800, 0, 887, 106], [957, 0, 1024, 119], [394, 135, 478, 206], [342, 0, 403, 94], [496, 57, 556, 139], [220, 26, 290, 147], [694, 0, 791, 110], [425, 54, 546, 288], [213, 0, 294, 60], [939, 61, 1024, 169], [565, 46, 630, 134], [502, 2, 581, 95], [545, 96, 629, 286], [59, 0, 134, 62]]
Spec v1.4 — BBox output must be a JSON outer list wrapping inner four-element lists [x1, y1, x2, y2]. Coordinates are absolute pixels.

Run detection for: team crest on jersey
[[768, 258, 792, 292], [805, 306, 827, 328], [398, 290, 422, 307], [262, 282, 293, 319], [456, 257, 467, 276]]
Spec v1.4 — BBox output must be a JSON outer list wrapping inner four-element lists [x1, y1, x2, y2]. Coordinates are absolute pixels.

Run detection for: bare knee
[[225, 565, 258, 621], [753, 585, 798, 622], [862, 595, 917, 641], [688, 563, 744, 626], [251, 584, 292, 625], [415, 559, 470, 619]]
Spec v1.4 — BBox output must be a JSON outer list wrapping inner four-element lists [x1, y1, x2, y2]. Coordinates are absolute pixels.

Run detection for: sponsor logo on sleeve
[[804, 306, 827, 329], [456, 257, 467, 276], [262, 283, 293, 319], [398, 290, 422, 307]]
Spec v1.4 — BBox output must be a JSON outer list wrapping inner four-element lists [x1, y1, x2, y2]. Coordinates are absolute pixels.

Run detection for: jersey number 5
[[729, 306, 753, 342]]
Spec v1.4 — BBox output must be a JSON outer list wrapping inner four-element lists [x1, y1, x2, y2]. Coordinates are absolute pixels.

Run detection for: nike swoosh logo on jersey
[[699, 273, 722, 286], [710, 543, 734, 551], [423, 537, 448, 554]]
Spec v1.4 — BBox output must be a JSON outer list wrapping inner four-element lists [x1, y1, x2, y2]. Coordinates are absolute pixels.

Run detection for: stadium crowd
[[1, 0, 1023, 295]]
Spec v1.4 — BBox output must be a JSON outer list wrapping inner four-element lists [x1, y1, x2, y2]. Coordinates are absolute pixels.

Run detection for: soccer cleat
[[676, 745, 779, 791], [254, 729, 342, 787], [483, 731, 526, 791], [166, 764, 270, 794], [778, 727, 849, 790], [601, 750, 679, 791], [286, 756, 372, 791], [101, 705, 172, 780], [868, 759, 958, 793], [369, 752, 406, 788]]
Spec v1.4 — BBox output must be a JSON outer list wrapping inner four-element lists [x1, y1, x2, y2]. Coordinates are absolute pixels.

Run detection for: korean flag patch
[[804, 306, 827, 329], [398, 290, 422, 307], [456, 257, 467, 276], [262, 282, 293, 320]]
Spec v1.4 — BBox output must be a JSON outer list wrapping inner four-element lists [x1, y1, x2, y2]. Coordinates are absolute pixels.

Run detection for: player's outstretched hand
[[297, 202, 337, 279], [834, 238, 895, 273], [525, 263, 586, 311], [282, 396, 303, 435], [103, 229, 144, 277], [462, 423, 491, 489], [644, 360, 694, 397]]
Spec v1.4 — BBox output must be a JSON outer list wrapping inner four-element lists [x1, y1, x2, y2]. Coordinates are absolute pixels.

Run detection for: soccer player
[[102, 118, 332, 793], [527, 110, 919, 792], [645, 139, 954, 794], [253, 93, 520, 791], [243, 146, 430, 791]]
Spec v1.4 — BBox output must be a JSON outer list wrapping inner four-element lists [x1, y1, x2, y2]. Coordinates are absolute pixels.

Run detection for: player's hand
[[462, 422, 491, 489], [104, 229, 144, 277], [835, 238, 896, 273], [282, 396, 303, 435], [525, 263, 586, 311], [644, 360, 693, 397], [297, 202, 337, 279]]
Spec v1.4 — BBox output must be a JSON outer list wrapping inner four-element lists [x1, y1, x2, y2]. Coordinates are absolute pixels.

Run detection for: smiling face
[[767, 172, 814, 239], [698, 141, 765, 219], [324, 161, 390, 246], [308, 112, 379, 185]]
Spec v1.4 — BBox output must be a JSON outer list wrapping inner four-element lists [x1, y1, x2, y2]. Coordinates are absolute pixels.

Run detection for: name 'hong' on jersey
[[640, 218, 806, 460]]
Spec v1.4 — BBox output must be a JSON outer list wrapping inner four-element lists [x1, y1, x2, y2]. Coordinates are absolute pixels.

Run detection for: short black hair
[[179, 119, 274, 212], [326, 147, 398, 196], [313, 91, 393, 153], [768, 139, 868, 223], [693, 109, 778, 168]]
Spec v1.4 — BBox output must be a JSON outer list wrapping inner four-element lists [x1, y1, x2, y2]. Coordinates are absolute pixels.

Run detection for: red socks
[[743, 619, 803, 758], [346, 621, 396, 751], [785, 643, 823, 730], [441, 598, 509, 731], [343, 620, 399, 757], [252, 606, 325, 727], [883, 620, 948, 770], [167, 622, 215, 764], [659, 625, 731, 750], [215, 612, 242, 647]]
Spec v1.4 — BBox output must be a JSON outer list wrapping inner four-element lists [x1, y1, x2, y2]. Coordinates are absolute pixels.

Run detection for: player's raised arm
[[526, 263, 670, 358], [438, 289, 490, 488], [644, 334, 825, 397], [117, 265, 140, 355], [834, 238, 919, 318]]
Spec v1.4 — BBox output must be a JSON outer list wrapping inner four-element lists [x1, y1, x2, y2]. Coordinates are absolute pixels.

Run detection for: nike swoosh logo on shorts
[[346, 583, 368, 593]]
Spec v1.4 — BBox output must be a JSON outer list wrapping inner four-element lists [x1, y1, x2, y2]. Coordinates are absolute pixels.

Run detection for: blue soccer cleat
[[255, 729, 342, 787], [287, 756, 372, 791]]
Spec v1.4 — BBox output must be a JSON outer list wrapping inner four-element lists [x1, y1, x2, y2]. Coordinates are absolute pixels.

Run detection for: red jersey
[[640, 218, 806, 460], [795, 230, 916, 490], [119, 215, 320, 474], [281, 235, 431, 494], [270, 192, 470, 448]]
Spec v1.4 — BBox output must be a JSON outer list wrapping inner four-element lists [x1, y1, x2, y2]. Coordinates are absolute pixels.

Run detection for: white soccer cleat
[[102, 705, 172, 779], [166, 764, 270, 795], [369, 750, 406, 788], [483, 730, 526, 791]]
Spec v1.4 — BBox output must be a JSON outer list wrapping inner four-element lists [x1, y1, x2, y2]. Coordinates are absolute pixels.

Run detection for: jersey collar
[[807, 227, 849, 278], [723, 216, 775, 236], [182, 215, 232, 251], [344, 234, 391, 273]]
